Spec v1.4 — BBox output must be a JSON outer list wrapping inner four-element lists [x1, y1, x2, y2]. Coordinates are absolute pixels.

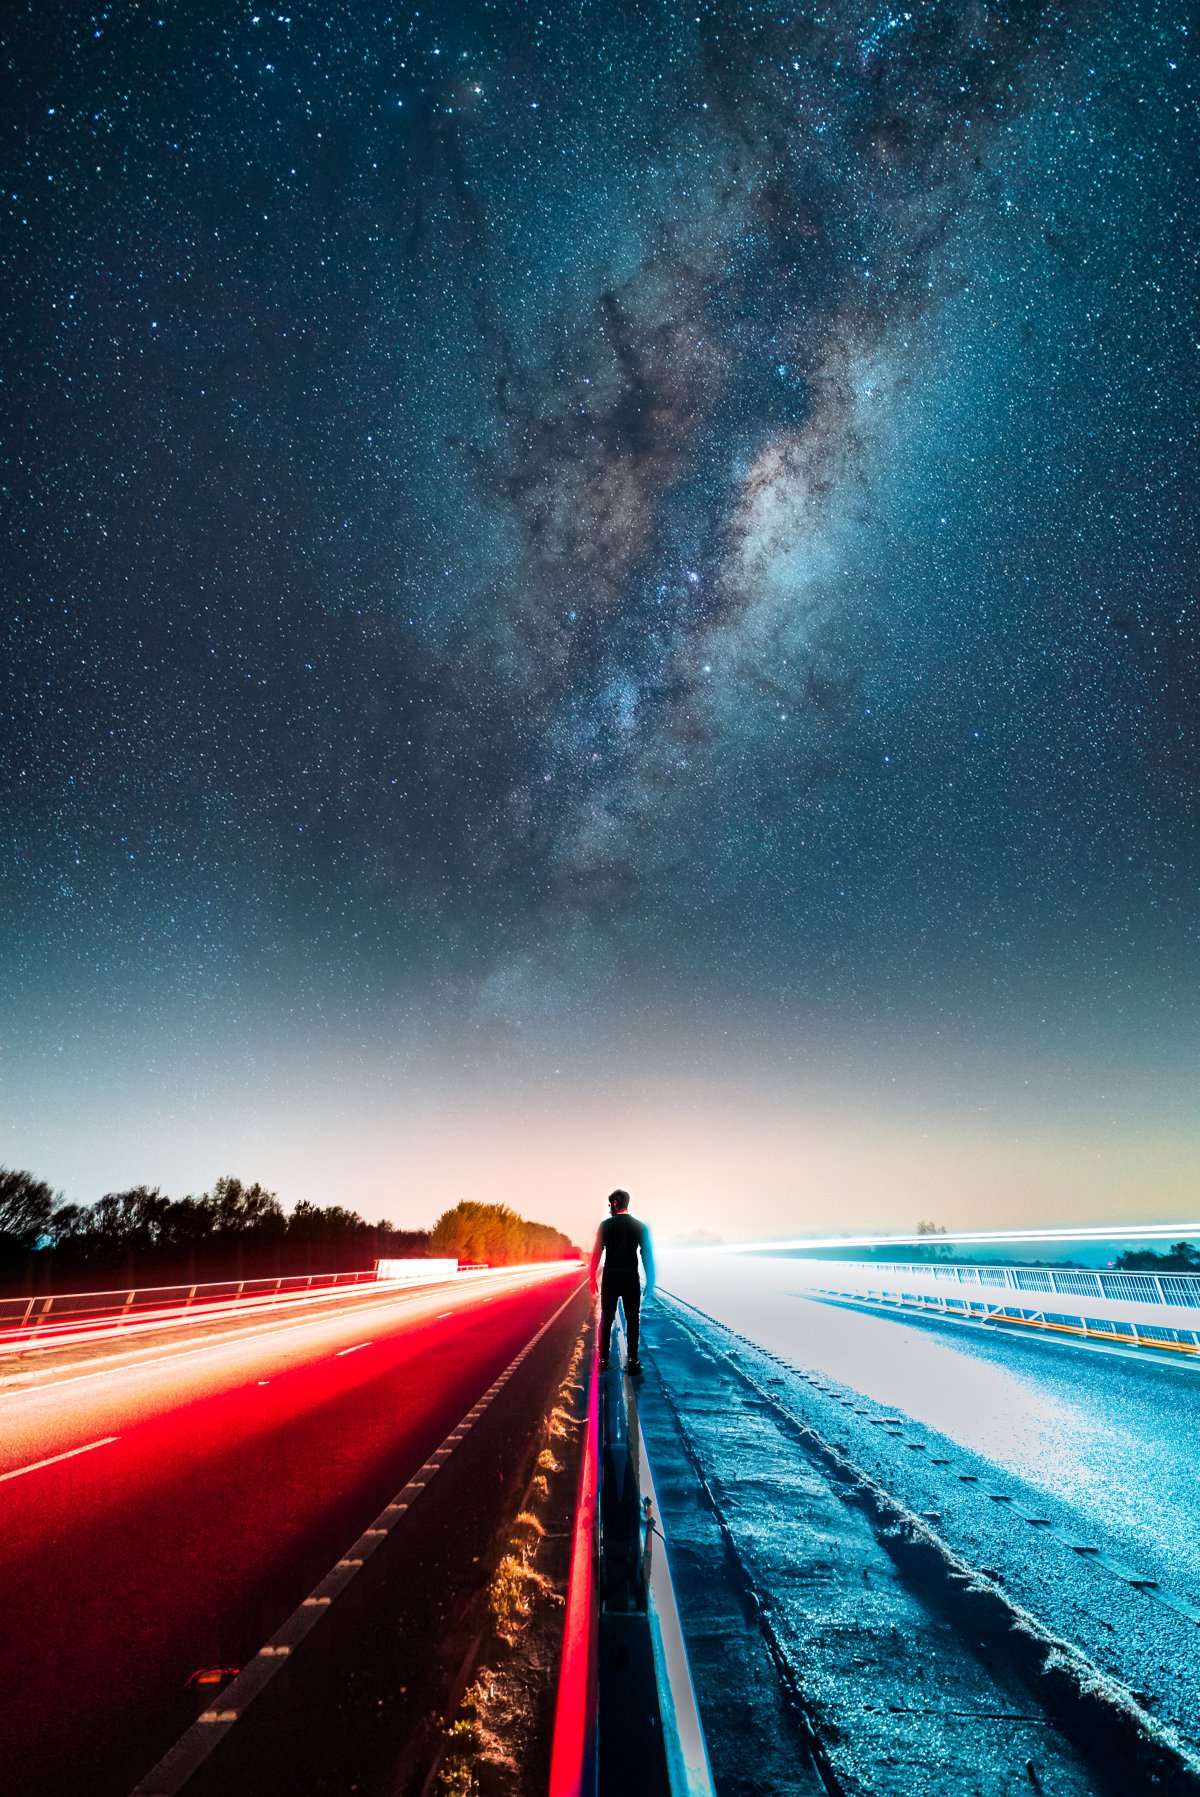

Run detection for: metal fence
[[0, 1268, 388, 1342], [898, 1260, 1200, 1307], [788, 1258, 1200, 1356]]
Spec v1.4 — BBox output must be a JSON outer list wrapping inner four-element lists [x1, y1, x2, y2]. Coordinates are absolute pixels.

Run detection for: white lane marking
[[335, 1342, 373, 1358], [436, 1311, 453, 1318], [0, 1435, 120, 1483], [2, 1301, 418, 1398]]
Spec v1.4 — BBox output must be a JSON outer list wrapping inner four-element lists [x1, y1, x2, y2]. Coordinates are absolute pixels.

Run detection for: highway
[[0, 1265, 583, 1797], [654, 1251, 1200, 1778]]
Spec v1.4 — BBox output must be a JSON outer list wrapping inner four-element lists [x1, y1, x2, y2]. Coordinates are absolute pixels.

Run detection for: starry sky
[[2, 0, 1197, 1244]]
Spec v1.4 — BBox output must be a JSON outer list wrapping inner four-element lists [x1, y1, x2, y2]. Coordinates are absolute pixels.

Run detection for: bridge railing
[[787, 1257, 1200, 1356], [0, 1263, 468, 1348]]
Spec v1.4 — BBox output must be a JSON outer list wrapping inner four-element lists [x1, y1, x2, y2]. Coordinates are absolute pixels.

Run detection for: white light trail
[[677, 1221, 1200, 1255], [0, 1264, 570, 1407]]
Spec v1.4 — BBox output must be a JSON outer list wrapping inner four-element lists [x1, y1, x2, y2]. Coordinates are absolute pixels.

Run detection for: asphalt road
[[656, 1251, 1200, 1765], [637, 1302, 1115, 1797], [0, 1266, 582, 1797]]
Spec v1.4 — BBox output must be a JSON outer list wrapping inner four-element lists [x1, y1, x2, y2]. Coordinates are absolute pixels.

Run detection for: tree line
[[1112, 1241, 1200, 1272], [0, 1167, 577, 1294]]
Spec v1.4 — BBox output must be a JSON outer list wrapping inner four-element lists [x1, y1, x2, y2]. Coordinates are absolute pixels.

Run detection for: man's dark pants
[[600, 1276, 641, 1364]]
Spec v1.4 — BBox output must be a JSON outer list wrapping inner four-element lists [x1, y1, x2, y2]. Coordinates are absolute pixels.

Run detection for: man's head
[[607, 1188, 631, 1213]]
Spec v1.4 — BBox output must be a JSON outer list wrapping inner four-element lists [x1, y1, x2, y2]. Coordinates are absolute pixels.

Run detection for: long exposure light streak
[[0, 1261, 580, 1358], [683, 1222, 1200, 1256], [0, 1263, 577, 1481]]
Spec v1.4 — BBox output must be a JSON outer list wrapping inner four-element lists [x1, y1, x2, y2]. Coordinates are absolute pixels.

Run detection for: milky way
[[2, 1, 1197, 1212]]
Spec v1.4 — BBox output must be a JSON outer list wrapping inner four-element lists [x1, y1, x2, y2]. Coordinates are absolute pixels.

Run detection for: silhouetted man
[[589, 1187, 655, 1376]]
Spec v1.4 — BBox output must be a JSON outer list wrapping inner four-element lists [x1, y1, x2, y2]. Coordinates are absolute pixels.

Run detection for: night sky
[[3, 0, 1197, 1242]]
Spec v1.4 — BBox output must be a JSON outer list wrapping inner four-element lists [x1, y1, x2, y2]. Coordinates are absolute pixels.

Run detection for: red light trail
[[0, 1264, 582, 1797]]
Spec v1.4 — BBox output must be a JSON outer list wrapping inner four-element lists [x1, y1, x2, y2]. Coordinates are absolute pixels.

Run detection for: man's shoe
[[627, 1359, 643, 1377]]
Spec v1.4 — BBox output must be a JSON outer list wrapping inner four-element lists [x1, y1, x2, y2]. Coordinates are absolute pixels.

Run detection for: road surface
[[655, 1251, 1200, 1771], [0, 1266, 582, 1797]]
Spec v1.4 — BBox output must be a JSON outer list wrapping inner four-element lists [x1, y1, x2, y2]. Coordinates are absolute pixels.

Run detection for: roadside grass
[[437, 1329, 587, 1797]]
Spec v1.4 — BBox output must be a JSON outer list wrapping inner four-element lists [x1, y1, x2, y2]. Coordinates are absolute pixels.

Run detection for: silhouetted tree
[[88, 1187, 174, 1254], [0, 1169, 576, 1293], [911, 1220, 952, 1263], [205, 1175, 285, 1236], [0, 1168, 58, 1286], [1114, 1240, 1200, 1273], [0, 1168, 56, 1251]]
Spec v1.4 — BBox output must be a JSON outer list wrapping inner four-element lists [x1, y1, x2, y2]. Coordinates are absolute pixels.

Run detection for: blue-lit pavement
[[642, 1250, 1200, 1788]]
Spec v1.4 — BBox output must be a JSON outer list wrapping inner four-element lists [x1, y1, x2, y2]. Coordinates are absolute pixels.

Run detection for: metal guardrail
[[0, 1269, 384, 1339], [839, 1261, 1200, 1307], [549, 1324, 601, 1797], [789, 1257, 1200, 1355], [548, 1315, 715, 1797], [0, 1261, 582, 1354], [633, 1382, 717, 1797]]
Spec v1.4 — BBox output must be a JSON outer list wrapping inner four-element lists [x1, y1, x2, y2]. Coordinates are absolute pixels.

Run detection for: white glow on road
[[664, 1255, 1083, 1473], [659, 1251, 1200, 1592]]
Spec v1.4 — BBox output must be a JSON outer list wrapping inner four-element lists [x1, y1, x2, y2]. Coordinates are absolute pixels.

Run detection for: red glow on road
[[0, 1263, 582, 1797], [0, 1434, 120, 1483], [549, 1322, 600, 1797]]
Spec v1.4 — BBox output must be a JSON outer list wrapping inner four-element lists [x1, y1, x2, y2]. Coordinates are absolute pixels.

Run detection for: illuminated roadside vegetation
[[429, 1200, 577, 1267]]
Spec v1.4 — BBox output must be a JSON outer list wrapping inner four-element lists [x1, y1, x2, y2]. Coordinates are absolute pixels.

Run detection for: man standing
[[589, 1187, 655, 1375]]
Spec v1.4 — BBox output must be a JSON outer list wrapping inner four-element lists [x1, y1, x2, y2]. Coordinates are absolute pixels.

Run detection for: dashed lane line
[[127, 1281, 585, 1797], [0, 1435, 120, 1483], [334, 1342, 373, 1357]]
